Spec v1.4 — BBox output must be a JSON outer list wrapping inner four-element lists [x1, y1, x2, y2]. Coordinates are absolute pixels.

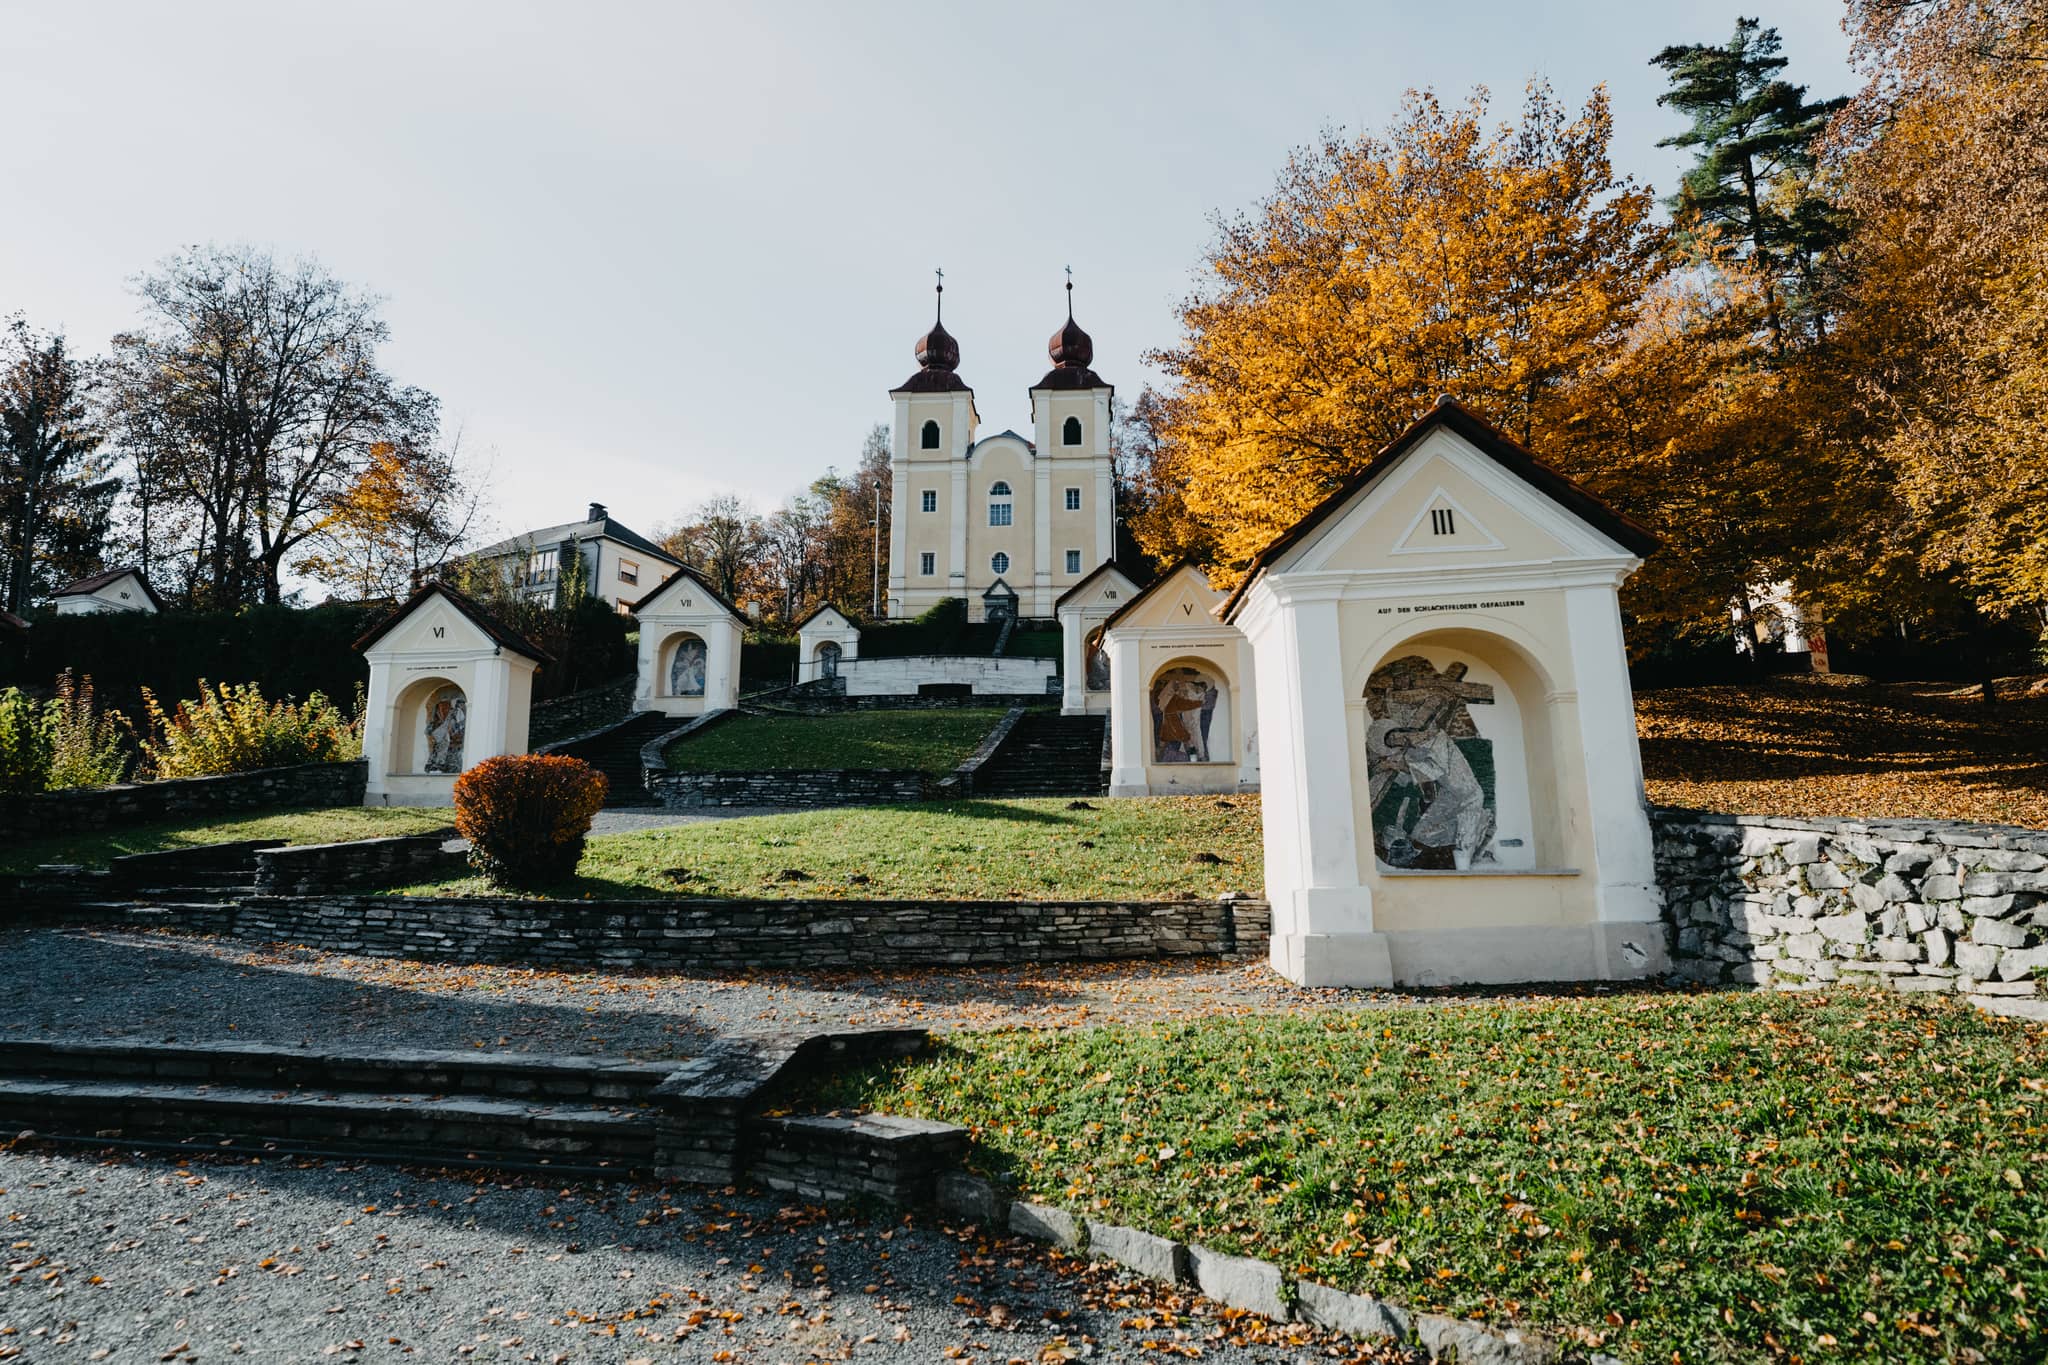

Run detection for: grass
[[1637, 675, 2048, 826], [816, 991, 2048, 1364], [662, 708, 1010, 774], [397, 794, 1261, 901], [0, 806, 456, 874]]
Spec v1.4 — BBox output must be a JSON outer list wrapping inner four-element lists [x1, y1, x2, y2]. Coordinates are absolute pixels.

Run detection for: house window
[[618, 559, 639, 586], [921, 489, 937, 513], [991, 552, 1010, 576], [1064, 486, 1081, 511], [526, 550, 554, 583], [1065, 549, 1082, 574], [920, 420, 941, 450], [919, 551, 935, 575], [1062, 415, 1083, 445], [987, 481, 1013, 528]]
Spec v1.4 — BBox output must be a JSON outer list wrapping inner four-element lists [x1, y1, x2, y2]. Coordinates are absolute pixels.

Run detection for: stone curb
[[957, 1179, 1572, 1363]]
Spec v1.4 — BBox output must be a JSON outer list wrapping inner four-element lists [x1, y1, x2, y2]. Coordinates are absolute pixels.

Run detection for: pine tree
[[1651, 18, 1848, 350]]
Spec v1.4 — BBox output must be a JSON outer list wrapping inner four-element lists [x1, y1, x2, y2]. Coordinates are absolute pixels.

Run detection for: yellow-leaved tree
[[1827, 0, 2048, 645], [1136, 83, 1663, 577]]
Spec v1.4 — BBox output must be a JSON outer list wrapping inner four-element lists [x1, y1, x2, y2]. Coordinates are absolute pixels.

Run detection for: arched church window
[[920, 420, 941, 450], [988, 481, 1013, 527], [1062, 416, 1083, 446], [989, 480, 1012, 496]]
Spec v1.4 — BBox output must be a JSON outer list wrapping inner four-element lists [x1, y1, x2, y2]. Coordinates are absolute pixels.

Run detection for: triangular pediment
[[1055, 562, 1142, 616], [1103, 564, 1231, 633], [363, 594, 495, 657], [796, 603, 852, 632], [631, 566, 742, 623], [1274, 427, 1633, 578]]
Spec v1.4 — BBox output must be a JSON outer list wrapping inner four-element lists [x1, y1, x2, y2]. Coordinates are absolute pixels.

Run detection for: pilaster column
[[1032, 451, 1053, 615], [1564, 581, 1659, 923], [1060, 611, 1086, 714], [948, 462, 968, 597], [1106, 632, 1147, 794]]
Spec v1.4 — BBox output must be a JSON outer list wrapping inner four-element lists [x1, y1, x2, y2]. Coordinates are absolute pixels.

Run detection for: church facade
[[885, 288, 1116, 621]]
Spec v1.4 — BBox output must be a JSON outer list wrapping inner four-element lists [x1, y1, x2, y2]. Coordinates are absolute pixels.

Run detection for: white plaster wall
[[836, 656, 1055, 697]]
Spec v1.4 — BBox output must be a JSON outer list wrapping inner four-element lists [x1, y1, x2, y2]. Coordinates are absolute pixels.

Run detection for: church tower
[[1028, 280, 1115, 617], [887, 280, 979, 617]]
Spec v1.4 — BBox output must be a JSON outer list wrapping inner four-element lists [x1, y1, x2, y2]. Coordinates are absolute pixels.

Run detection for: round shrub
[[453, 754, 609, 890]]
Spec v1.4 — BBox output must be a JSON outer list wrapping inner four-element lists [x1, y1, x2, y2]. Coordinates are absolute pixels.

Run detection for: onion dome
[[915, 315, 960, 372], [894, 275, 971, 394], [1047, 313, 1093, 370], [1033, 278, 1109, 391]]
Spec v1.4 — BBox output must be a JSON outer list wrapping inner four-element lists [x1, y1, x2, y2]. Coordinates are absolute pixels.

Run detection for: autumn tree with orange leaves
[[1827, 0, 2048, 645], [1134, 83, 1664, 579]]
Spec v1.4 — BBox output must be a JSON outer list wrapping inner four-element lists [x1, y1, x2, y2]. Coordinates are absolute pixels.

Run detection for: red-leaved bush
[[453, 753, 608, 890]]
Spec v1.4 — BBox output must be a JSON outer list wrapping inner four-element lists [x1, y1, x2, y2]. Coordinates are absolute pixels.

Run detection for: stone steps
[[0, 1077, 657, 1173], [549, 712, 677, 807], [972, 713, 1108, 798]]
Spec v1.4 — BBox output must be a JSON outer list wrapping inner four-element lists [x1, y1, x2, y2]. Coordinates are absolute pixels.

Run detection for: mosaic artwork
[[818, 641, 842, 679], [1084, 627, 1110, 692], [1364, 655, 1497, 869], [423, 685, 467, 774], [670, 635, 707, 696], [1151, 666, 1221, 763]]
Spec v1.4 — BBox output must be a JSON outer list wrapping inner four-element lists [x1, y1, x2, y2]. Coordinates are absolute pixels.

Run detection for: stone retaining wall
[[0, 760, 366, 842], [651, 768, 937, 808], [126, 894, 1272, 970], [1653, 809, 2048, 997], [254, 831, 464, 895]]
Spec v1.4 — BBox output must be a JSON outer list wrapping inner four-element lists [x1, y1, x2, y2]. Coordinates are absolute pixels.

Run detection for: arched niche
[[660, 631, 708, 698], [817, 640, 842, 678], [389, 675, 467, 776], [1356, 628, 1558, 872], [1083, 625, 1110, 692], [1148, 656, 1233, 765]]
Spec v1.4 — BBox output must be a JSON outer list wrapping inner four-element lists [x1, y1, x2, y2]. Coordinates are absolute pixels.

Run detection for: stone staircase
[[549, 711, 675, 807], [0, 1039, 672, 1176], [99, 840, 273, 908], [970, 712, 1108, 798]]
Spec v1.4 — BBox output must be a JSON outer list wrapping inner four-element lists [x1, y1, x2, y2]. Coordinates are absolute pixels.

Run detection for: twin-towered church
[[885, 285, 1116, 621]]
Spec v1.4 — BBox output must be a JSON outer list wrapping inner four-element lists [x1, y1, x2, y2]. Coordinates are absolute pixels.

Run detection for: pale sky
[[0, 1, 1854, 548]]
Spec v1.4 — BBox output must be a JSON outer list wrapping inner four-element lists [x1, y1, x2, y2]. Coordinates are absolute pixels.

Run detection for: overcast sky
[[1, 1, 1855, 547]]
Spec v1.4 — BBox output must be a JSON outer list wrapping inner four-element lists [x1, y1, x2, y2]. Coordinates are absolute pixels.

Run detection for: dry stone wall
[[0, 761, 366, 842], [124, 894, 1272, 970], [1653, 810, 2048, 998]]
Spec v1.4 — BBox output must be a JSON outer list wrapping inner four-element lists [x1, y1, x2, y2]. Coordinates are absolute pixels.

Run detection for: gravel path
[[0, 927, 1417, 1057], [0, 1144, 1414, 1363], [585, 808, 797, 837]]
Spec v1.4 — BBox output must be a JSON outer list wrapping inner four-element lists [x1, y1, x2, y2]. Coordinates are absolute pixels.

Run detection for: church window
[[988, 480, 1013, 528], [919, 551, 935, 575], [991, 552, 1010, 576], [1065, 549, 1082, 574], [1064, 486, 1081, 511], [920, 420, 941, 450], [1062, 416, 1083, 446], [989, 480, 1012, 495], [920, 489, 937, 513]]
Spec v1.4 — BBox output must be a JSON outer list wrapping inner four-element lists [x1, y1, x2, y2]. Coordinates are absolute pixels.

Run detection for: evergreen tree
[[1651, 18, 1848, 349], [0, 321, 112, 614]]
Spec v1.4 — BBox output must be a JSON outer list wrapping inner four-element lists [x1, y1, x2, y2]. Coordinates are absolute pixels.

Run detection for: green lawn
[[815, 992, 2048, 1364], [662, 708, 1010, 774], [400, 795, 1261, 901], [0, 806, 456, 874]]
